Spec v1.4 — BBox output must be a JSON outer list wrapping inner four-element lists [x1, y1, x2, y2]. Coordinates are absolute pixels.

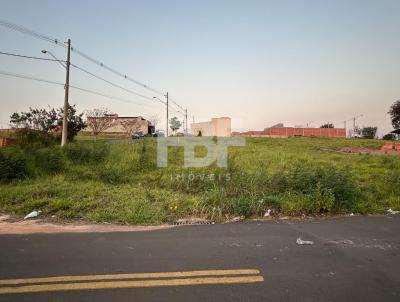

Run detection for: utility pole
[[165, 92, 169, 137], [347, 114, 363, 137], [61, 39, 71, 146], [185, 109, 188, 135]]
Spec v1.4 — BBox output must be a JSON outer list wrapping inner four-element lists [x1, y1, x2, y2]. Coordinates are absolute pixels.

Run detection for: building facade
[[191, 117, 231, 137], [85, 114, 154, 135]]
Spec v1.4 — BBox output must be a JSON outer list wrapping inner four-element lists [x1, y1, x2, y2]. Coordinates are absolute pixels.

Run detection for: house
[[191, 117, 231, 137], [85, 114, 154, 135]]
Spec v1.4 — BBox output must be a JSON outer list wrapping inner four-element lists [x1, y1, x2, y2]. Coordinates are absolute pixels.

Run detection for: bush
[[63, 143, 109, 164], [15, 128, 58, 147], [34, 147, 64, 174], [270, 163, 358, 211], [0, 147, 28, 181], [383, 133, 396, 141]]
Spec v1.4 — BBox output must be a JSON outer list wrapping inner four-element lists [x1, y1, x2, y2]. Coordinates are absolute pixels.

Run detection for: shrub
[[0, 147, 28, 181], [270, 163, 358, 211], [63, 143, 109, 164], [34, 147, 64, 174], [15, 128, 58, 147], [382, 133, 396, 141]]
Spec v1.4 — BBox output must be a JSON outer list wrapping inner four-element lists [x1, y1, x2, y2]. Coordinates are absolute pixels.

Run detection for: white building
[[191, 117, 231, 137]]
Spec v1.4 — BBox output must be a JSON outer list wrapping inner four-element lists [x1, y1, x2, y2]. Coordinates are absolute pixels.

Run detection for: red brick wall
[[0, 137, 17, 147], [264, 127, 346, 138]]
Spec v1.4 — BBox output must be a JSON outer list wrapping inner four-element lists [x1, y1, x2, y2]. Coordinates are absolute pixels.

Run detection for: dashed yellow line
[[0, 269, 260, 285], [0, 269, 264, 294]]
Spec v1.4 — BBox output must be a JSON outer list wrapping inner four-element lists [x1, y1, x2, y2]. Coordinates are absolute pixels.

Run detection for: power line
[[70, 63, 165, 105], [0, 18, 61, 45], [168, 97, 185, 111], [70, 47, 165, 96], [0, 51, 66, 62], [0, 18, 188, 115], [0, 70, 158, 108], [0, 50, 163, 106], [0, 19, 166, 96], [70, 85, 154, 108], [0, 51, 162, 106], [0, 18, 188, 110]]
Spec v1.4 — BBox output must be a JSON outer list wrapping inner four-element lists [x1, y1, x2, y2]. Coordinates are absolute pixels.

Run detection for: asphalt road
[[0, 215, 399, 302]]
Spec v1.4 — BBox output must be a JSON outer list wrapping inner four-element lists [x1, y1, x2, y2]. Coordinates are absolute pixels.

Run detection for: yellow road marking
[[0, 276, 264, 294], [0, 269, 260, 285]]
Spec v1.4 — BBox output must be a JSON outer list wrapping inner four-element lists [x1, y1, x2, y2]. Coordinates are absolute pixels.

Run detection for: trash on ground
[[296, 237, 314, 245], [229, 243, 241, 247], [342, 239, 354, 245], [24, 210, 42, 220], [387, 208, 399, 215], [264, 209, 272, 217], [230, 216, 245, 223]]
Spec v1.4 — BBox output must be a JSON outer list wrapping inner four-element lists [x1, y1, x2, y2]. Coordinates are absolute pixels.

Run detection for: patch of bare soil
[[338, 147, 400, 156], [0, 214, 172, 234]]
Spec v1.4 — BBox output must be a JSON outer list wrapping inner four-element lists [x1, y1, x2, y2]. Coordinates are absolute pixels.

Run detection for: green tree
[[383, 133, 396, 140], [169, 117, 182, 135], [60, 105, 86, 141], [320, 123, 334, 128], [10, 104, 85, 142], [361, 126, 378, 139], [388, 100, 400, 129]]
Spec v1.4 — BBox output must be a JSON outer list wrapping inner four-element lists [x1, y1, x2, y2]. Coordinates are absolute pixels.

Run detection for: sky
[[0, 0, 399, 135]]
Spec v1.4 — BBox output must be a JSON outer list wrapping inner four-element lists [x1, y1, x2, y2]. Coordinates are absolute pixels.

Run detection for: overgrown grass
[[0, 137, 399, 224]]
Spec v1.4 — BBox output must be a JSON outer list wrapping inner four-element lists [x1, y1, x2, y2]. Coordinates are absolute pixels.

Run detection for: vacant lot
[[0, 137, 399, 224]]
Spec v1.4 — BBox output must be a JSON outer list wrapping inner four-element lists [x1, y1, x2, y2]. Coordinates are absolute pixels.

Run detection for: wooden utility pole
[[185, 109, 188, 134], [61, 39, 71, 146], [165, 92, 169, 137]]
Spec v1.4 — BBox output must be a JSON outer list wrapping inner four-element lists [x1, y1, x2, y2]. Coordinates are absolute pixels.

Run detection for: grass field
[[0, 136, 399, 224]]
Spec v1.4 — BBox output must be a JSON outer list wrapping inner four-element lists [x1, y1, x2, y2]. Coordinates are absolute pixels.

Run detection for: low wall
[[0, 137, 17, 147], [234, 127, 346, 138], [381, 142, 400, 151]]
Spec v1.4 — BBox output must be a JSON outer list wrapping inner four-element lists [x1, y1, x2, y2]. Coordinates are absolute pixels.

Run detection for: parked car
[[152, 131, 165, 137], [131, 131, 144, 139]]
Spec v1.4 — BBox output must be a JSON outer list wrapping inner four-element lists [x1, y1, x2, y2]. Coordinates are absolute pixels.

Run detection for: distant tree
[[147, 114, 160, 129], [10, 104, 85, 141], [169, 117, 182, 135], [320, 123, 334, 128], [383, 133, 396, 141], [388, 100, 400, 130], [86, 108, 114, 140], [361, 126, 378, 139]]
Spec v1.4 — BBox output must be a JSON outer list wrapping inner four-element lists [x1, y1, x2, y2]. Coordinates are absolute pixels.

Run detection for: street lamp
[[41, 50, 66, 68], [41, 39, 71, 146]]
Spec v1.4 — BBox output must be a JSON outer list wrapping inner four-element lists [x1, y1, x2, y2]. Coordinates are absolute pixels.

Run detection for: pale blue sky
[[0, 0, 399, 135]]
